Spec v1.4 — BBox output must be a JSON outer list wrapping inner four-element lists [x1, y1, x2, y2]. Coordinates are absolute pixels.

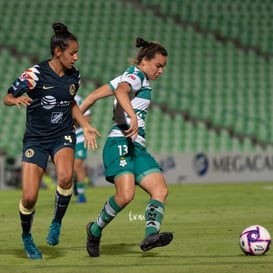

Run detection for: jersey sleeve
[[109, 75, 122, 91], [84, 109, 91, 116], [122, 72, 142, 91], [7, 65, 39, 97], [109, 72, 142, 92], [75, 94, 91, 116]]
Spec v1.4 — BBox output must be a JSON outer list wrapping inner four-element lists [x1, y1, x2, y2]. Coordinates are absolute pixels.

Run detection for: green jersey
[[108, 65, 151, 147]]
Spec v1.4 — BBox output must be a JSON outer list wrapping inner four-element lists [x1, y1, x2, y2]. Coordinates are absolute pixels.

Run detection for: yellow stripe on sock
[[57, 185, 73, 196], [19, 200, 35, 215]]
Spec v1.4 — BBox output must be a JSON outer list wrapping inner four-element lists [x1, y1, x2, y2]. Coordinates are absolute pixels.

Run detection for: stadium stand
[[0, 0, 272, 156]]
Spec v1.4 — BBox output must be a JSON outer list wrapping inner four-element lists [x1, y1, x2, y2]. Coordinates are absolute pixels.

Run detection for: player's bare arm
[[3, 93, 32, 108], [80, 84, 113, 114], [72, 100, 101, 151], [114, 82, 138, 140]]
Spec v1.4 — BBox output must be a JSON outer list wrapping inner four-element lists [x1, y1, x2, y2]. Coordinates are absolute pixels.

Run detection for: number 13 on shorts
[[118, 144, 128, 156]]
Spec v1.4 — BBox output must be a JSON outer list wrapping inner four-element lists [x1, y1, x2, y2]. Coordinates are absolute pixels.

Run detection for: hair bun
[[52, 22, 68, 34], [136, 37, 150, 48]]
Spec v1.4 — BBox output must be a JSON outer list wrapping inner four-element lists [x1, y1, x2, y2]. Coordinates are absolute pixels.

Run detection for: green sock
[[91, 196, 122, 237], [145, 199, 165, 237], [76, 181, 85, 197]]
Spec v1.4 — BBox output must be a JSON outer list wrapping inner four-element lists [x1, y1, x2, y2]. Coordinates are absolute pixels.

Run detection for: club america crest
[[69, 84, 76, 95], [25, 149, 35, 158]]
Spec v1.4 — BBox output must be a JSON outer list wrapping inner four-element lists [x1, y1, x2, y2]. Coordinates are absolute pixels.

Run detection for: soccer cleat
[[22, 234, 42, 259], [86, 222, 101, 257], [77, 195, 87, 203], [140, 232, 173, 251], [46, 221, 61, 246]]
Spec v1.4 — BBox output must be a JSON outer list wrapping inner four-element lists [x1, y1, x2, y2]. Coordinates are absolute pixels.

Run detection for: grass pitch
[[1, 182, 273, 273]]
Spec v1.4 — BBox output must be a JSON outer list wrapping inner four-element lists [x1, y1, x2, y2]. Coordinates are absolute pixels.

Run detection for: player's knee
[[116, 192, 135, 207], [152, 186, 168, 203], [162, 186, 169, 198], [123, 193, 135, 205], [21, 196, 36, 210], [160, 186, 169, 200], [57, 171, 73, 189]]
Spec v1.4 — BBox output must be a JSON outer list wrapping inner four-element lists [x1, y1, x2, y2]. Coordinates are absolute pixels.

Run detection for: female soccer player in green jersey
[[80, 37, 173, 257]]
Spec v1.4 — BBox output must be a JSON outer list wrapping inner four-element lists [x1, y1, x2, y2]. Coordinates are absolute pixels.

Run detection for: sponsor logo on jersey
[[41, 95, 71, 110], [51, 112, 63, 123], [128, 74, 136, 80], [41, 95, 56, 109], [43, 85, 55, 90]]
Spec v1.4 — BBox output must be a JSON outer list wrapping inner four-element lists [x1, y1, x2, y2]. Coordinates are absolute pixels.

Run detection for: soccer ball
[[239, 225, 271, 256]]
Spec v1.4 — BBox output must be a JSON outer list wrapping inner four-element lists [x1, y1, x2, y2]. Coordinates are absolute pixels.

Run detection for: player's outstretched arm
[[80, 84, 113, 114]]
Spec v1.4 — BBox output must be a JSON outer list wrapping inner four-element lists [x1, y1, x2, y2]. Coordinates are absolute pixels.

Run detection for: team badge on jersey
[[69, 84, 76, 95], [119, 157, 127, 167], [25, 149, 35, 158]]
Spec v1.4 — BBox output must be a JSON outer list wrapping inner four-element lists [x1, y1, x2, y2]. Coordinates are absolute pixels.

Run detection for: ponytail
[[131, 37, 168, 65], [50, 22, 78, 55]]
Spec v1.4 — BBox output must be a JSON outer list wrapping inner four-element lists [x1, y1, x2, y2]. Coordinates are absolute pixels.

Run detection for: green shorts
[[102, 137, 162, 184], [75, 141, 87, 160]]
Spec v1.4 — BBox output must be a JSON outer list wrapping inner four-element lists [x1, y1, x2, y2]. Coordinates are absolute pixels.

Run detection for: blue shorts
[[22, 133, 76, 171], [102, 137, 162, 184], [75, 141, 87, 160]]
